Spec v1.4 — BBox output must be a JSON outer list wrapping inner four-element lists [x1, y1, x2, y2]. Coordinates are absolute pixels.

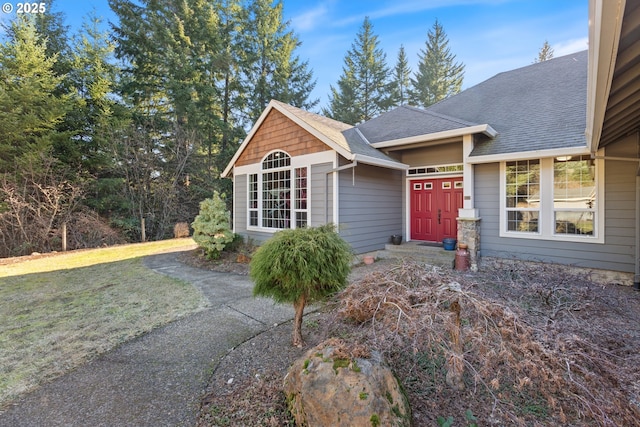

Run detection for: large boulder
[[283, 339, 411, 427]]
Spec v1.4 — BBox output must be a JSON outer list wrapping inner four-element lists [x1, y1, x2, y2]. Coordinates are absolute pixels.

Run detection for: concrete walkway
[[0, 250, 294, 427]]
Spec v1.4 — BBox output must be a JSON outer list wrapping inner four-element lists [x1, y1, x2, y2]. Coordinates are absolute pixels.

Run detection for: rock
[[283, 339, 411, 427]]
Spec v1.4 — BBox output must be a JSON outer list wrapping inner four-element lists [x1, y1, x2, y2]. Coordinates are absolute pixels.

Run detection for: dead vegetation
[[335, 261, 640, 425], [197, 258, 640, 426]]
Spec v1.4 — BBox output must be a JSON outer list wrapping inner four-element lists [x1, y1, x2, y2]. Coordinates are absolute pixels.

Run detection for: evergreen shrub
[[191, 192, 234, 259], [251, 224, 353, 346]]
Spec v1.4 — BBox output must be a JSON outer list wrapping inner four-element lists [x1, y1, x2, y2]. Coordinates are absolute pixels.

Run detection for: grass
[[0, 238, 208, 407]]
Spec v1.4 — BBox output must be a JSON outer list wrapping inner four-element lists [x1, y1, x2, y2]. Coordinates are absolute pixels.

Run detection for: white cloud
[[291, 3, 331, 33], [333, 0, 510, 27], [553, 37, 589, 56]]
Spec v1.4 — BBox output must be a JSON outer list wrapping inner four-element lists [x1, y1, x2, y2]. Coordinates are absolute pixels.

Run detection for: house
[[223, 0, 640, 286]]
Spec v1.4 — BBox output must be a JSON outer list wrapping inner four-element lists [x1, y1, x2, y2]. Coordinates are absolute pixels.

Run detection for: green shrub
[[191, 192, 234, 259], [251, 224, 352, 346]]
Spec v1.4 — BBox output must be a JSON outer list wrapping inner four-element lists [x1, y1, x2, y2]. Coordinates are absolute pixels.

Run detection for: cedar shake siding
[[235, 109, 330, 167]]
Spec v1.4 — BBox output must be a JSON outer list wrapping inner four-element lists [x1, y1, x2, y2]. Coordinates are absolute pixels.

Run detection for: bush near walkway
[[251, 224, 352, 347], [191, 192, 235, 260]]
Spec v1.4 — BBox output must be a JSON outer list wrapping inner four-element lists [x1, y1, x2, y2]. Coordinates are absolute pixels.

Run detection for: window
[[553, 156, 595, 236], [262, 168, 291, 228], [248, 174, 258, 226], [501, 156, 602, 242], [505, 160, 540, 233], [248, 151, 308, 230], [408, 164, 463, 175], [294, 167, 308, 228]]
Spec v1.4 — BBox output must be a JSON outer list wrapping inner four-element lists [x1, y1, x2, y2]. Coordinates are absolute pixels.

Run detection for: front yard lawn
[[0, 239, 208, 408]]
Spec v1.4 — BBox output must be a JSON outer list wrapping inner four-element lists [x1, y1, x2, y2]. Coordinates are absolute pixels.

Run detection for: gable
[[235, 109, 331, 167]]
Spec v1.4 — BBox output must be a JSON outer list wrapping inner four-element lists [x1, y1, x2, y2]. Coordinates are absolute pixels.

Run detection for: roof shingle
[[427, 50, 588, 156]]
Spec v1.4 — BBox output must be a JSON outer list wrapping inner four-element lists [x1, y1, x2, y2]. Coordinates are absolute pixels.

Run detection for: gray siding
[[475, 157, 636, 273], [234, 174, 247, 234], [310, 162, 333, 226], [338, 164, 403, 253]]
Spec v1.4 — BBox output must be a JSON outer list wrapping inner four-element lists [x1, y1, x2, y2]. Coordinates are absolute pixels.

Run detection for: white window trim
[[499, 152, 605, 244], [239, 150, 335, 233]]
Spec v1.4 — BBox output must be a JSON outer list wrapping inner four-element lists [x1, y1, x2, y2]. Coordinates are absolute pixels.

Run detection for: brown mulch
[[190, 251, 640, 427], [178, 248, 251, 275]]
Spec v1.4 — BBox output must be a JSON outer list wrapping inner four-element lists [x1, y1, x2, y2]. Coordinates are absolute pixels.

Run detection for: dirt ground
[[184, 249, 640, 426]]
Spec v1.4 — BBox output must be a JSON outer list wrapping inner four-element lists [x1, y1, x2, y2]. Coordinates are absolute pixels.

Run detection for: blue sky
[[2, 0, 588, 110]]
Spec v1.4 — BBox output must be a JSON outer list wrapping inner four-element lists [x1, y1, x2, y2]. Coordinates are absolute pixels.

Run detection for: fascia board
[[370, 124, 497, 149], [353, 154, 409, 170], [585, 0, 625, 153], [466, 146, 591, 164]]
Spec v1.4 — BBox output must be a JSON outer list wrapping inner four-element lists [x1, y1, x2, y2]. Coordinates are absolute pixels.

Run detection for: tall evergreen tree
[[390, 44, 411, 107], [410, 20, 464, 108], [240, 0, 317, 124], [33, 0, 72, 79], [0, 15, 71, 172], [61, 12, 120, 172], [324, 17, 390, 124], [535, 40, 554, 62], [109, 0, 209, 238], [210, 0, 244, 158]]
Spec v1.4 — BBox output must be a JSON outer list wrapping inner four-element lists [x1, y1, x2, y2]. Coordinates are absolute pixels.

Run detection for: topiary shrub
[[250, 224, 353, 347], [191, 192, 234, 259]]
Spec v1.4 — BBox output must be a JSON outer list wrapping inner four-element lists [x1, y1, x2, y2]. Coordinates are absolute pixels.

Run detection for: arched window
[[248, 151, 307, 230]]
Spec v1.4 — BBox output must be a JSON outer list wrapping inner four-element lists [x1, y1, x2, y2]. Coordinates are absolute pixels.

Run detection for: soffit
[[600, 0, 640, 146]]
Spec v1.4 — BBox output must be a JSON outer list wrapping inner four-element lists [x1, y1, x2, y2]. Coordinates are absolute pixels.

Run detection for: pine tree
[[61, 12, 120, 172], [110, 0, 211, 238], [33, 0, 72, 79], [324, 17, 390, 123], [410, 20, 464, 108], [240, 0, 317, 124], [0, 15, 71, 172], [390, 45, 411, 107], [535, 40, 554, 63]]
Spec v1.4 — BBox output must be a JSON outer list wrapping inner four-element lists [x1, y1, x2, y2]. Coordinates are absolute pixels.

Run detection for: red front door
[[410, 178, 463, 242]]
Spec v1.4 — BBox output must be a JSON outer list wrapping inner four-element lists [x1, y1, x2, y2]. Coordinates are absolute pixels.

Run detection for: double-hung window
[[501, 155, 602, 242], [248, 151, 308, 230]]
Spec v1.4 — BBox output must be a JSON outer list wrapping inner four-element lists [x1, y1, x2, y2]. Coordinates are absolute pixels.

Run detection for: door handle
[[438, 209, 441, 224]]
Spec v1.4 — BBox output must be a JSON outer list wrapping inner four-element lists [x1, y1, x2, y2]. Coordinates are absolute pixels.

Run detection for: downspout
[[325, 161, 358, 224]]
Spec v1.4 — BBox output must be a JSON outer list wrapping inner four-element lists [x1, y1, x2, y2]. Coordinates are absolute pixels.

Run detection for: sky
[[1, 0, 588, 110]]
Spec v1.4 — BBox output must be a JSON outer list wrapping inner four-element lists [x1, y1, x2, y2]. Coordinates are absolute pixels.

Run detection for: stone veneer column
[[456, 217, 480, 271]]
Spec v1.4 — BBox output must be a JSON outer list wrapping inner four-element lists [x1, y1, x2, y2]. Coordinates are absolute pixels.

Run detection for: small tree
[[250, 224, 352, 347], [535, 40, 554, 63], [191, 192, 234, 259]]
